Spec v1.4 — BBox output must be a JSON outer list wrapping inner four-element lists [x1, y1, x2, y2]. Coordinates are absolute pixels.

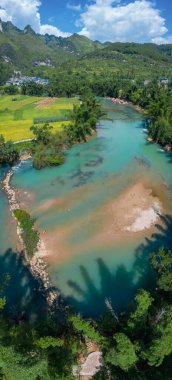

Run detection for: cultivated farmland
[[0, 95, 78, 141]]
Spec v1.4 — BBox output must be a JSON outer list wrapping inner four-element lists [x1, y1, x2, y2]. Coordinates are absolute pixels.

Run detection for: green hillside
[[0, 20, 172, 82], [0, 21, 74, 69], [0, 20, 105, 71]]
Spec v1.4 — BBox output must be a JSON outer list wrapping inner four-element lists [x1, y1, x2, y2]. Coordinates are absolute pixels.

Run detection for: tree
[[21, 82, 45, 96], [149, 117, 172, 145], [3, 84, 18, 95], [0, 62, 12, 85], [32, 144, 64, 170], [70, 315, 102, 343], [65, 95, 103, 143], [150, 248, 172, 292], [0, 135, 19, 164], [36, 336, 64, 349], [146, 310, 172, 367], [127, 289, 153, 333], [105, 333, 138, 372], [30, 124, 53, 145]]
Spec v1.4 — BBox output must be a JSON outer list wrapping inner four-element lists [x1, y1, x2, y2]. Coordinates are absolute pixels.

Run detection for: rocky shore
[[2, 160, 58, 308]]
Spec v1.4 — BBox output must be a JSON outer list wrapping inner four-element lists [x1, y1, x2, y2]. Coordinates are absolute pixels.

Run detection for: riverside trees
[[0, 135, 19, 164], [64, 94, 103, 143], [30, 78, 172, 149], [30, 94, 103, 169]]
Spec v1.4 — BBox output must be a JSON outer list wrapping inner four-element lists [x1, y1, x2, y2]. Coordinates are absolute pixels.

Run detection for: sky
[[0, 0, 172, 44]]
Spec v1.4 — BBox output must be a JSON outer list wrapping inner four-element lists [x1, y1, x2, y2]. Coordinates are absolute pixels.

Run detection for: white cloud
[[79, 0, 172, 44], [152, 36, 172, 45], [0, 0, 171, 43], [0, 0, 71, 37], [40, 24, 70, 38], [0, 0, 41, 31], [0, 8, 12, 22], [67, 2, 81, 11]]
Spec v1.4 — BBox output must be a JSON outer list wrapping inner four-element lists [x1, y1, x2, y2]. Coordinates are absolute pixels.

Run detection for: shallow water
[[2, 99, 172, 317]]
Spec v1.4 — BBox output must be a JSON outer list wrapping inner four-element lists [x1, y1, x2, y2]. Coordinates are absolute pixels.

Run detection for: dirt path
[[35, 97, 57, 109]]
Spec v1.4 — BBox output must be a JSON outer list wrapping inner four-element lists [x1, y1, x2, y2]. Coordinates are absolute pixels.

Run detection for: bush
[[32, 145, 65, 170], [0, 135, 19, 164]]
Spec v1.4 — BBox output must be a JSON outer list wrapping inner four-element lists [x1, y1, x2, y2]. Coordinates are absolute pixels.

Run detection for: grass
[[0, 95, 77, 142]]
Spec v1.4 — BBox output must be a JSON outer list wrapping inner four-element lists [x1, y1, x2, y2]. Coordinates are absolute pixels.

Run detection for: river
[[1, 99, 172, 318]]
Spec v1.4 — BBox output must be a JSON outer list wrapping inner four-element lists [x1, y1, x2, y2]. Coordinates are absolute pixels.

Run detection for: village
[[6, 71, 49, 87]]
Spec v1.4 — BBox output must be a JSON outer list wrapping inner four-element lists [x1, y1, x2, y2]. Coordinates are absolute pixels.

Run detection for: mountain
[[44, 33, 105, 55], [0, 19, 172, 81], [0, 20, 107, 70], [0, 20, 73, 68], [23, 25, 36, 36]]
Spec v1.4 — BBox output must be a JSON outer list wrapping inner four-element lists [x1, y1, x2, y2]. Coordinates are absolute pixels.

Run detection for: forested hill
[[0, 20, 105, 70], [88, 42, 172, 62], [1, 19, 172, 75]]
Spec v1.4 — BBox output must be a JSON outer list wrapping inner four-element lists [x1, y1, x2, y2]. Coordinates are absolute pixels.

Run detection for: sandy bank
[[107, 182, 162, 234], [36, 180, 164, 265]]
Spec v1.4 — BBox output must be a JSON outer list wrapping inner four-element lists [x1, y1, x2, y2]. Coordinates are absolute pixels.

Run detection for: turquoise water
[[2, 99, 172, 317]]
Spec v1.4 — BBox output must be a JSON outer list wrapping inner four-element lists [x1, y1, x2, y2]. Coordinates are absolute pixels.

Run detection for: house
[[159, 78, 169, 87]]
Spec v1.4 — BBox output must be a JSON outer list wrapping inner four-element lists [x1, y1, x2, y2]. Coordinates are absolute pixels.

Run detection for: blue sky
[[0, 0, 172, 43]]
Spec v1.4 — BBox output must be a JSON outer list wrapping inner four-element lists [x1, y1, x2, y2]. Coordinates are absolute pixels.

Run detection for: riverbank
[[2, 161, 58, 307]]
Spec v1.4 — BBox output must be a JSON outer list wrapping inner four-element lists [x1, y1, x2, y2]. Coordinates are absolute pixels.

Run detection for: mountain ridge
[[0, 19, 172, 79], [0, 20, 107, 69]]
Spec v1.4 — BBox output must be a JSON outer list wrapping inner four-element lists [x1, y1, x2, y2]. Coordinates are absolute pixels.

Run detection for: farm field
[[0, 95, 78, 141]]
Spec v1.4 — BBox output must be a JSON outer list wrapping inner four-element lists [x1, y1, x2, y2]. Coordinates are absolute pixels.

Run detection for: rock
[[164, 145, 171, 152], [147, 137, 153, 142]]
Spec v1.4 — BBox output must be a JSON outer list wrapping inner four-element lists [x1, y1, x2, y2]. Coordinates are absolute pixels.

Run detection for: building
[[6, 73, 49, 87], [159, 78, 169, 86]]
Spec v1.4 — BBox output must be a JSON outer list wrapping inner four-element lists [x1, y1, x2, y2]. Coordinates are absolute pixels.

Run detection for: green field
[[0, 95, 78, 141]]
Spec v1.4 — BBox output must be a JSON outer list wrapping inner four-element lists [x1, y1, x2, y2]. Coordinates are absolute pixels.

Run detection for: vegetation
[[0, 61, 12, 84], [30, 94, 103, 169], [0, 95, 76, 142], [1, 19, 172, 81], [105, 333, 138, 372], [0, 134, 19, 163], [14, 209, 39, 257], [0, 245, 171, 379], [65, 94, 103, 143]]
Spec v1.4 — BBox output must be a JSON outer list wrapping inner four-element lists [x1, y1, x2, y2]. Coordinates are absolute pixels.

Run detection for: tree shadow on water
[[62, 259, 141, 318], [60, 214, 172, 318], [0, 248, 48, 321], [133, 214, 172, 289]]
